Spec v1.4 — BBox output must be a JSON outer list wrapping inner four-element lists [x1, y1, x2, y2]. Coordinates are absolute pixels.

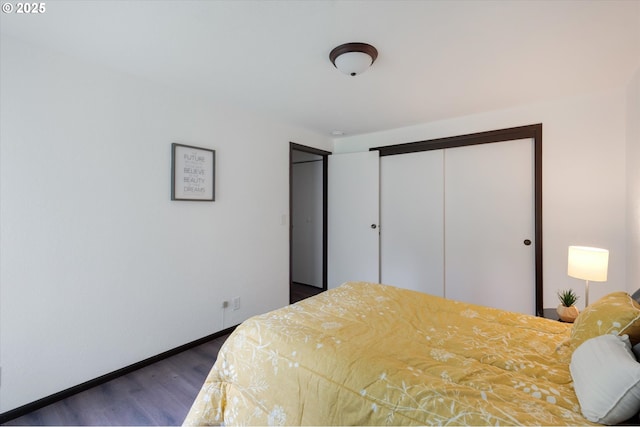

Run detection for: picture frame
[[171, 143, 215, 201]]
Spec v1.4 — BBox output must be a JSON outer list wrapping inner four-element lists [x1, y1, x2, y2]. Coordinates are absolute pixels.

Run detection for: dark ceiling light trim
[[329, 42, 378, 64], [329, 42, 378, 76]]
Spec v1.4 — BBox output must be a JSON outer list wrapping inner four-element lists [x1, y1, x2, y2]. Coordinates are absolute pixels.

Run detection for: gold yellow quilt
[[184, 281, 593, 426]]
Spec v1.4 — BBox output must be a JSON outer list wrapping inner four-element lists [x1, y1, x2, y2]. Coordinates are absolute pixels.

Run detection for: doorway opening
[[289, 142, 330, 303]]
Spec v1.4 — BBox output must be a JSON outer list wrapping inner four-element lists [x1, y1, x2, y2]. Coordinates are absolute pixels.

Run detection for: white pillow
[[570, 334, 640, 424]]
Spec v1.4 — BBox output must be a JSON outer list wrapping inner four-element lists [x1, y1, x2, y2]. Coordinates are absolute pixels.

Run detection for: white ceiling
[[1, 0, 639, 138]]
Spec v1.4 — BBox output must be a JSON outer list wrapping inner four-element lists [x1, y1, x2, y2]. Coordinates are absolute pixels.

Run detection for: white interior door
[[328, 151, 380, 289], [380, 151, 444, 295], [444, 139, 535, 315]]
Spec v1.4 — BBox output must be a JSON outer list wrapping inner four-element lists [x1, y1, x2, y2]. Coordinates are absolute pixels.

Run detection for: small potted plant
[[557, 289, 580, 322]]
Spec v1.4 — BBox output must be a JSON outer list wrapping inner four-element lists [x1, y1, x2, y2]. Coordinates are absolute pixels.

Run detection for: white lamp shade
[[334, 51, 373, 76], [568, 246, 609, 282]]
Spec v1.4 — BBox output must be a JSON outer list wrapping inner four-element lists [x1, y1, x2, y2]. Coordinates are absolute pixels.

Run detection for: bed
[[184, 281, 640, 426]]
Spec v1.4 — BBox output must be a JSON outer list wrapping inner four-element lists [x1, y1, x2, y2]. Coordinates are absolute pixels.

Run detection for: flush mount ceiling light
[[329, 42, 378, 76]]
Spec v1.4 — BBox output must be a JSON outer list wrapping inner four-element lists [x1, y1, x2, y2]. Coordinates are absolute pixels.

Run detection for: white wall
[[334, 89, 628, 310], [0, 36, 331, 412], [627, 68, 640, 294]]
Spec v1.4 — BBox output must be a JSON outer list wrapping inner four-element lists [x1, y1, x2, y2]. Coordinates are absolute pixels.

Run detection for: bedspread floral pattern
[[183, 282, 593, 426]]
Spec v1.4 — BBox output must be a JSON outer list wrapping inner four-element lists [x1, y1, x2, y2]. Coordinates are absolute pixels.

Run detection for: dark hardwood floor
[[3, 288, 323, 426], [290, 282, 324, 304], [2, 334, 229, 426]]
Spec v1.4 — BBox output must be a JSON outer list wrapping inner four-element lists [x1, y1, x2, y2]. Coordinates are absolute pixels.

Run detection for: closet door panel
[[380, 151, 444, 296], [444, 139, 535, 315]]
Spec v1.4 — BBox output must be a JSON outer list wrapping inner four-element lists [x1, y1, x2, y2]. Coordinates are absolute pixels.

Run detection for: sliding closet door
[[328, 151, 380, 289], [380, 151, 444, 295], [444, 139, 535, 315]]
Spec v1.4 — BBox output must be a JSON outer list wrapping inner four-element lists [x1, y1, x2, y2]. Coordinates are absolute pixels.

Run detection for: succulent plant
[[557, 289, 579, 307]]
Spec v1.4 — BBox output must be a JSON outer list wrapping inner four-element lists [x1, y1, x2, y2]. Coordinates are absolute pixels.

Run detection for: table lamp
[[567, 246, 609, 307]]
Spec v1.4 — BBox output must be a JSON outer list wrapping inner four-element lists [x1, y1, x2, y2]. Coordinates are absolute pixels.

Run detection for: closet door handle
[[371, 224, 377, 229], [523, 239, 532, 246]]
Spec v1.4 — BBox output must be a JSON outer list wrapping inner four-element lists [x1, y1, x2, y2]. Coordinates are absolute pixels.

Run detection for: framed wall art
[[171, 143, 215, 201]]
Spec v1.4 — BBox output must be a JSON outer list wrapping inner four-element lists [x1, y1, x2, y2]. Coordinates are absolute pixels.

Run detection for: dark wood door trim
[[370, 124, 543, 316], [289, 143, 331, 303]]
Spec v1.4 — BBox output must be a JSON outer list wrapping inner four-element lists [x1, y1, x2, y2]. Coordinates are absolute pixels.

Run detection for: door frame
[[371, 124, 543, 316], [289, 142, 331, 301]]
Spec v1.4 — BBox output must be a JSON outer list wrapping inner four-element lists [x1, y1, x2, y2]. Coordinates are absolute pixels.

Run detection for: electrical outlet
[[233, 297, 240, 311]]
